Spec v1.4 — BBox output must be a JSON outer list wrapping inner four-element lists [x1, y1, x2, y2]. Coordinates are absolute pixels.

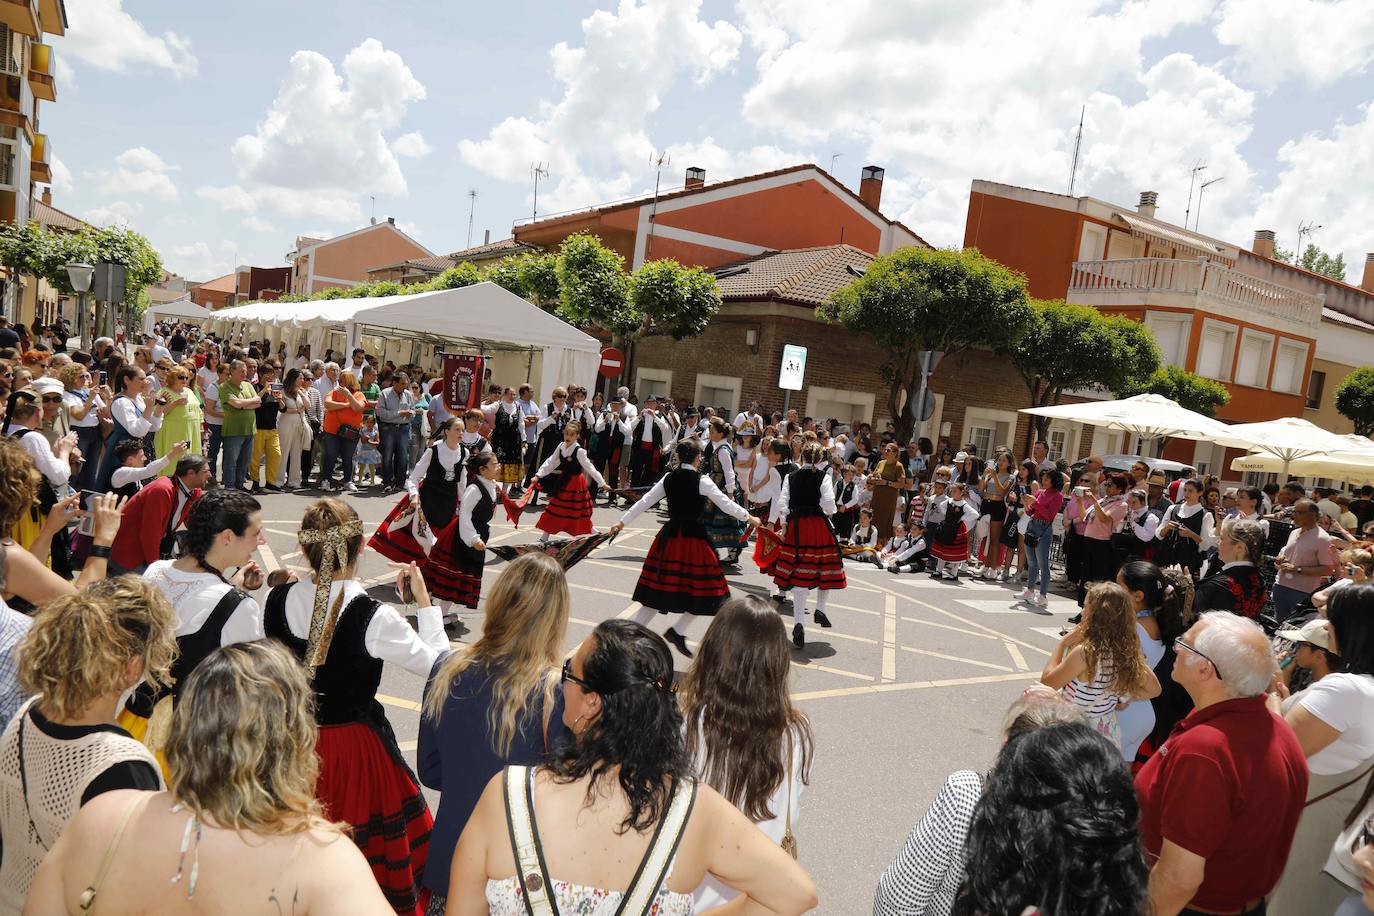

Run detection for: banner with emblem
[[441, 353, 484, 412]]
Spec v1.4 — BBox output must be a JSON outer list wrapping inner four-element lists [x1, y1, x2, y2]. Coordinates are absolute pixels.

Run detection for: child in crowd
[[887, 521, 930, 573], [354, 413, 380, 486], [929, 481, 980, 580], [878, 523, 911, 566], [843, 508, 880, 563], [833, 464, 860, 540]]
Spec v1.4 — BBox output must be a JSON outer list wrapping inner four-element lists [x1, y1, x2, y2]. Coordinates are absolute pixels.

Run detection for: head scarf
[[296, 518, 365, 667]]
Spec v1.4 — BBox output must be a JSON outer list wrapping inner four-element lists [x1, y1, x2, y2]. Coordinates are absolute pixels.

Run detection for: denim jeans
[[1271, 583, 1312, 623], [321, 432, 357, 488], [73, 425, 103, 490], [220, 434, 253, 490], [1025, 526, 1055, 596], [378, 423, 411, 487], [206, 423, 223, 480]]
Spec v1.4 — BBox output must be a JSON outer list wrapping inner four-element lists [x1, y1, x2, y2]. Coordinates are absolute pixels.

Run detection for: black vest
[[789, 467, 824, 517], [170, 586, 246, 702], [491, 403, 522, 461], [634, 415, 665, 449], [265, 584, 384, 725], [419, 442, 463, 528], [664, 468, 707, 537]]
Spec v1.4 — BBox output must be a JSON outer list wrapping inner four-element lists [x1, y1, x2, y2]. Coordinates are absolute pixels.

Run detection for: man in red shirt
[[1135, 611, 1309, 916], [109, 455, 211, 573]]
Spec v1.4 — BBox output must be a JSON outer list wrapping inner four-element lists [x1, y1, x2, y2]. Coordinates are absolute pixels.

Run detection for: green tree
[[1273, 242, 1347, 282], [1003, 300, 1161, 441], [1115, 365, 1230, 417], [426, 261, 484, 291], [629, 259, 721, 340], [821, 246, 1032, 441], [366, 280, 404, 298], [1334, 367, 1374, 437], [555, 233, 635, 336]]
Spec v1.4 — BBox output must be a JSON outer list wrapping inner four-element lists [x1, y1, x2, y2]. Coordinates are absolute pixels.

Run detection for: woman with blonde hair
[[0, 578, 176, 908], [153, 364, 202, 472], [680, 595, 816, 909], [417, 552, 570, 913], [24, 640, 394, 915], [265, 497, 447, 915], [1040, 581, 1162, 746]]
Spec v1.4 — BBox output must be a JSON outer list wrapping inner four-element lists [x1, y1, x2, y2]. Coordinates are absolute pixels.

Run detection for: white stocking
[[791, 587, 810, 626], [667, 613, 698, 639], [816, 589, 830, 614], [631, 605, 658, 627]]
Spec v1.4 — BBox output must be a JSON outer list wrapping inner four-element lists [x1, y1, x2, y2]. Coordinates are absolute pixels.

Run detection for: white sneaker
[[1017, 587, 1033, 600], [345, 482, 358, 492], [1034, 593, 1049, 608]]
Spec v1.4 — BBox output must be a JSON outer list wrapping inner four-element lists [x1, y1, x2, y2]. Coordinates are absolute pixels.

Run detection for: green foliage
[[367, 280, 404, 298], [484, 257, 525, 298], [1273, 242, 1347, 282], [427, 262, 484, 291], [0, 221, 163, 302], [1003, 299, 1161, 438], [516, 253, 561, 307], [342, 283, 376, 299], [314, 287, 345, 300], [556, 233, 635, 336], [630, 259, 721, 340], [1334, 367, 1374, 437], [822, 246, 1032, 438], [1116, 365, 1231, 417]]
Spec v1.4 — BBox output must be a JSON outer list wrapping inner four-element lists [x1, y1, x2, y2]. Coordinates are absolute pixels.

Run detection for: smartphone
[[1074, 486, 1088, 496], [96, 370, 106, 386], [271, 381, 283, 393]]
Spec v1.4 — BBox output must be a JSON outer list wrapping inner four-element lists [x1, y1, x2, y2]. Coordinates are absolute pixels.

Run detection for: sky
[[42, 0, 1374, 285]]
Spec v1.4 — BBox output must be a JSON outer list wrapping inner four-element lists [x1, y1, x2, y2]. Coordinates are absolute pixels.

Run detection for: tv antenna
[[645, 151, 671, 262], [1183, 161, 1207, 230], [1297, 220, 1323, 255], [829, 152, 843, 174], [465, 189, 478, 248], [1067, 105, 1085, 195], [530, 163, 549, 220], [1193, 176, 1224, 232]]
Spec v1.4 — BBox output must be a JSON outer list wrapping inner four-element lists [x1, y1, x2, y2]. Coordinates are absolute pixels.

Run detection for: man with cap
[[1277, 618, 1340, 694], [1147, 472, 1174, 516]]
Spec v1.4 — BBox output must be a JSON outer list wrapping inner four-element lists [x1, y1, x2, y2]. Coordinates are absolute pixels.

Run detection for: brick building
[[286, 218, 431, 296], [366, 236, 536, 284]]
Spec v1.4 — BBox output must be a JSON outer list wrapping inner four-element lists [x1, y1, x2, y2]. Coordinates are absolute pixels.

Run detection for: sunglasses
[[40, 395, 62, 403], [561, 658, 594, 691], [1174, 637, 1222, 681]]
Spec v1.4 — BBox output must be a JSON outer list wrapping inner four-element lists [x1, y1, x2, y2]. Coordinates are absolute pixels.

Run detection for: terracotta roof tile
[[446, 237, 537, 260], [32, 199, 87, 232], [712, 245, 872, 307]]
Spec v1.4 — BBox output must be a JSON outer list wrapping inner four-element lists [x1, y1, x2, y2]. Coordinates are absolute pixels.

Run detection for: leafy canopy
[[1115, 365, 1231, 417], [1334, 367, 1374, 437], [1006, 299, 1160, 404], [629, 259, 721, 340], [555, 232, 636, 336], [1273, 242, 1347, 282]]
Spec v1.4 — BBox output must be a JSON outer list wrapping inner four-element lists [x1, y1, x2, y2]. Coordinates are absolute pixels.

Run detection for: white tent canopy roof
[[142, 296, 212, 333], [1209, 417, 1358, 464], [1019, 393, 1231, 441]]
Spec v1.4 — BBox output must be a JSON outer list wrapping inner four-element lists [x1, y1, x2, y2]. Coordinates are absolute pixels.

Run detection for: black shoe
[[264, 484, 284, 493], [792, 623, 805, 649], [1067, 613, 1082, 624], [929, 570, 944, 579], [814, 609, 832, 628], [664, 628, 693, 659], [726, 548, 742, 565]]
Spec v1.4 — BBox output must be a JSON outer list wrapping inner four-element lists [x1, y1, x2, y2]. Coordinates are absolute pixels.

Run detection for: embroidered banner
[[441, 353, 484, 412]]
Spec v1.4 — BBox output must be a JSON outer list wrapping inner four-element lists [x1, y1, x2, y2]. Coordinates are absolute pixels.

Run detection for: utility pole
[[1194, 176, 1224, 232], [466, 189, 477, 248], [370, 195, 376, 224], [645, 151, 670, 263], [1184, 161, 1207, 231], [530, 163, 549, 220], [1067, 105, 1085, 195]]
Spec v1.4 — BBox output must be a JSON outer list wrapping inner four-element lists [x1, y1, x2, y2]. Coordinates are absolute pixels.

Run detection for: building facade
[[366, 236, 537, 285], [286, 218, 431, 296]]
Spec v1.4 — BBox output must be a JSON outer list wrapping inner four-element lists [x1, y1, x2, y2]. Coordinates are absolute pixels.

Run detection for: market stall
[[141, 296, 213, 335]]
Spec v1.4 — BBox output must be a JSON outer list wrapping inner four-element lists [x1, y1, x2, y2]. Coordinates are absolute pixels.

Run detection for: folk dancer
[[532, 420, 607, 542], [772, 442, 848, 649], [483, 387, 525, 492], [426, 451, 500, 610], [701, 418, 747, 566]]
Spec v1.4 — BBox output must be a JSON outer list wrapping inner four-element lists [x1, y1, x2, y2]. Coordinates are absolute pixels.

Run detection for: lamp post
[[64, 262, 94, 347]]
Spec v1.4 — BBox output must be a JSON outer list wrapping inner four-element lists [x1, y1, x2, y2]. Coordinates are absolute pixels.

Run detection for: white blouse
[[5, 426, 69, 488], [535, 442, 607, 489], [278, 578, 446, 679], [772, 464, 837, 524], [143, 561, 264, 646], [618, 474, 748, 527], [458, 478, 499, 548], [110, 394, 162, 439], [1157, 502, 1217, 550]]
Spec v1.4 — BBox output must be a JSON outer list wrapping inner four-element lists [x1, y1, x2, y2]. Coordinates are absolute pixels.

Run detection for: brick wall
[[631, 301, 1043, 454]]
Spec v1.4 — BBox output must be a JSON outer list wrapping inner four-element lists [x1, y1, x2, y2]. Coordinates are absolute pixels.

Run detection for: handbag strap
[[504, 765, 557, 916], [614, 775, 698, 916], [1307, 760, 1374, 809], [783, 732, 794, 842], [78, 793, 144, 912]]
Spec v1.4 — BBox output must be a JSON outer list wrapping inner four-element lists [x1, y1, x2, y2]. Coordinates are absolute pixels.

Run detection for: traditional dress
[[701, 440, 747, 552], [626, 412, 672, 489], [1194, 560, 1267, 617], [486, 400, 525, 485], [369, 440, 466, 565], [426, 477, 497, 609], [771, 465, 847, 592], [534, 442, 606, 537], [265, 578, 446, 916], [929, 497, 980, 574], [622, 467, 750, 617]]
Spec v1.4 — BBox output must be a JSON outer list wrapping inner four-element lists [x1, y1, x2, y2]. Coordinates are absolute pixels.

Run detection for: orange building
[[286, 217, 432, 296], [964, 179, 1374, 474], [513, 164, 926, 268]]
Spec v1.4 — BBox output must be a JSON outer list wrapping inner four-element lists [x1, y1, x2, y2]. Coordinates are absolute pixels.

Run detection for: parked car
[[1071, 454, 1194, 485]]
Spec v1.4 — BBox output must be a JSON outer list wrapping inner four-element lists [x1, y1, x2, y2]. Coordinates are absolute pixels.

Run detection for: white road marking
[[794, 670, 1039, 701], [1003, 641, 1030, 671], [899, 645, 1013, 672], [882, 594, 897, 681], [954, 598, 1062, 616]]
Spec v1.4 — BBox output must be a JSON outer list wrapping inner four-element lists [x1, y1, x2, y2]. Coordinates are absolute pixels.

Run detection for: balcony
[[1069, 257, 1323, 331], [30, 130, 46, 182], [0, 0, 39, 38], [27, 41, 52, 101]]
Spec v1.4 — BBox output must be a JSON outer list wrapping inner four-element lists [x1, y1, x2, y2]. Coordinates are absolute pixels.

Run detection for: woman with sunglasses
[[1269, 583, 1374, 915], [868, 441, 910, 543], [445, 619, 818, 915]]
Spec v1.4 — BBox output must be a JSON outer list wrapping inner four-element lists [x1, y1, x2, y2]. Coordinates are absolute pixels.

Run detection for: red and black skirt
[[424, 521, 483, 608], [317, 720, 432, 916], [368, 493, 430, 565], [537, 473, 594, 536], [772, 515, 847, 590], [930, 522, 970, 562], [634, 524, 730, 616]]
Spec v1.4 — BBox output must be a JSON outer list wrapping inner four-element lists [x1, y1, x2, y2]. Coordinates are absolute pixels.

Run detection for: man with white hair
[[314, 361, 340, 398], [1135, 612, 1308, 916]]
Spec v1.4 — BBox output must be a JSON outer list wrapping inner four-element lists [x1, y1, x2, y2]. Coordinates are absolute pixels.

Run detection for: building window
[[1047, 429, 1068, 461], [1272, 341, 1309, 394], [1196, 321, 1237, 382], [1234, 330, 1273, 388], [961, 407, 1018, 457], [1145, 313, 1191, 367], [634, 367, 672, 401], [1306, 369, 1327, 409], [968, 425, 994, 458], [693, 374, 741, 418], [806, 387, 875, 428]]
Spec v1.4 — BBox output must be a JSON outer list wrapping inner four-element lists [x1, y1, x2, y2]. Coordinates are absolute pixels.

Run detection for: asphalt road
[[247, 488, 1080, 912]]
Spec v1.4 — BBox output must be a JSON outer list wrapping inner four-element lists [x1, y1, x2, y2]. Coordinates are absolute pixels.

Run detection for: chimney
[[859, 165, 885, 210], [685, 166, 705, 190], [1253, 229, 1276, 259], [484, 229, 491, 245], [387, 216, 395, 225], [40, 187, 50, 205], [1362, 253, 1374, 293], [370, 217, 377, 226], [1137, 191, 1158, 219]]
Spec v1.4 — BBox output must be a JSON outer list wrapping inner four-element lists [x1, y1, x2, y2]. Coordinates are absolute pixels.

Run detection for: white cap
[[1277, 618, 1331, 650]]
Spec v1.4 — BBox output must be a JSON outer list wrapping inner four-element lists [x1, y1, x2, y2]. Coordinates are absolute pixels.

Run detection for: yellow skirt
[[117, 697, 173, 783]]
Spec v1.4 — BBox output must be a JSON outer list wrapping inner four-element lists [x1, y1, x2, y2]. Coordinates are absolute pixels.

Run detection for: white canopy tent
[[1210, 417, 1364, 480], [206, 284, 601, 400], [141, 297, 213, 335], [1019, 393, 1233, 450], [1229, 432, 1374, 484]]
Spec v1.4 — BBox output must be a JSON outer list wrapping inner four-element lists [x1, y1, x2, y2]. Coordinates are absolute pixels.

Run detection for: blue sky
[[45, 0, 1374, 284]]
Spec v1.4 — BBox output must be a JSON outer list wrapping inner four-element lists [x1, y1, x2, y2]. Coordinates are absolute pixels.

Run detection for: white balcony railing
[[1070, 258, 1324, 328]]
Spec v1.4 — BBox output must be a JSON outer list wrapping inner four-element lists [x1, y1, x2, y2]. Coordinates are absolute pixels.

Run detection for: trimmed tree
[[554, 233, 636, 336], [629, 259, 721, 340], [1116, 365, 1230, 417], [427, 261, 484, 291], [821, 246, 1032, 442], [1334, 367, 1374, 437], [1003, 299, 1161, 442], [486, 252, 561, 309]]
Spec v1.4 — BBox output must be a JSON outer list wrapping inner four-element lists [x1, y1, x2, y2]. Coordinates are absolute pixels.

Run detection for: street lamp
[[64, 262, 94, 346]]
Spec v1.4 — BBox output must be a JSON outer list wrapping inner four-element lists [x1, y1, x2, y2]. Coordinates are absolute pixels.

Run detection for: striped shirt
[[1063, 655, 1120, 719], [872, 770, 982, 916]]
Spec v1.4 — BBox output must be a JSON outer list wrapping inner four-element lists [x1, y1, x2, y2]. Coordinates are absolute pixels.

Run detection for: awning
[[1112, 213, 1235, 267]]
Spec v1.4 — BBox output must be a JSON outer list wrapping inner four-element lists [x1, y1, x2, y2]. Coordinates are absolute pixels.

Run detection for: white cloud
[[84, 200, 141, 228], [241, 215, 279, 234], [48, 155, 74, 195], [94, 146, 178, 201], [392, 131, 433, 158], [458, 0, 742, 213], [166, 241, 236, 281], [56, 0, 197, 78], [53, 55, 76, 91], [1214, 0, 1374, 89], [196, 184, 256, 213], [1246, 103, 1374, 278], [231, 39, 425, 203]]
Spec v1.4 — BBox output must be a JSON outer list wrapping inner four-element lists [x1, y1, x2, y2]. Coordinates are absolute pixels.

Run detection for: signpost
[[778, 344, 807, 415], [911, 350, 942, 435], [599, 347, 624, 379]]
